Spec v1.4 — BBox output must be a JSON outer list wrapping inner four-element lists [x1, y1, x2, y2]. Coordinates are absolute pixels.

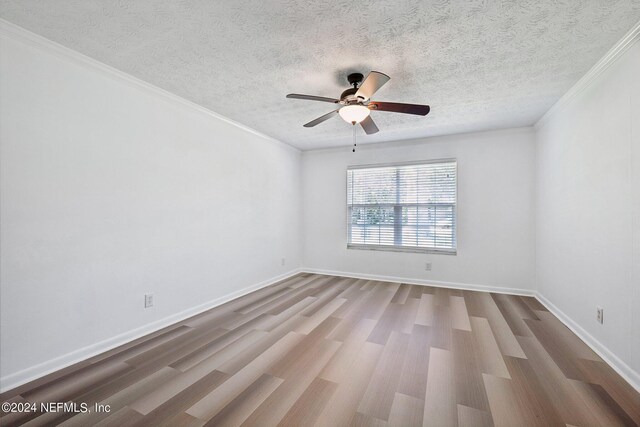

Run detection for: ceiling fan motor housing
[[340, 87, 360, 103]]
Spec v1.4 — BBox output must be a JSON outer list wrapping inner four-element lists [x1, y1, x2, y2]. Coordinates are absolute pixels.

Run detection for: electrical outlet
[[596, 307, 603, 324], [425, 262, 432, 271], [145, 293, 154, 308], [281, 258, 286, 266]]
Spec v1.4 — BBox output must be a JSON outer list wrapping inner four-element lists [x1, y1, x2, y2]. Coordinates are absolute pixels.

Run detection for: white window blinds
[[347, 160, 457, 253]]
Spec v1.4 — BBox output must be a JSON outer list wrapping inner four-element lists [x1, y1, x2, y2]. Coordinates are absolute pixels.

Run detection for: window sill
[[347, 244, 457, 255]]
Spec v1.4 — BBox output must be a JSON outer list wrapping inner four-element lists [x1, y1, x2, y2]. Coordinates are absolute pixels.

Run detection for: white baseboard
[[0, 268, 303, 393], [301, 267, 536, 297], [534, 292, 640, 393]]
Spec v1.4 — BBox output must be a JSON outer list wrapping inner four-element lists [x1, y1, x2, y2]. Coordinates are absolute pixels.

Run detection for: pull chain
[[352, 121, 357, 152]]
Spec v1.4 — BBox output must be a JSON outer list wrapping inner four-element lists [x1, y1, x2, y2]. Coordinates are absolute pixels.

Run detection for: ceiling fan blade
[[303, 110, 339, 127], [355, 71, 390, 101], [368, 101, 430, 116], [286, 93, 339, 103], [360, 116, 379, 135]]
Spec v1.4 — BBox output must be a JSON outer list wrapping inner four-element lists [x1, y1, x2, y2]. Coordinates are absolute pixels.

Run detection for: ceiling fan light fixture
[[339, 104, 370, 124]]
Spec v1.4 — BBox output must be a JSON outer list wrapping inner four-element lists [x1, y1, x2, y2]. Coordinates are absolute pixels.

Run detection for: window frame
[[346, 158, 458, 255]]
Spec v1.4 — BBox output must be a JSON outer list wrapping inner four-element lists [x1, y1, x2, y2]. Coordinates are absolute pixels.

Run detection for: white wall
[[535, 39, 640, 380], [302, 127, 536, 292], [0, 30, 302, 388]]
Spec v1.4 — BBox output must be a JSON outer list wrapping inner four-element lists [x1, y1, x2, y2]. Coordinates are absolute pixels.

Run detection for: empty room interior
[[1, 1, 640, 426]]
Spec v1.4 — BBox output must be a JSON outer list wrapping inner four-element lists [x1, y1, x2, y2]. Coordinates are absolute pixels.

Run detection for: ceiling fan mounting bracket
[[347, 72, 364, 88]]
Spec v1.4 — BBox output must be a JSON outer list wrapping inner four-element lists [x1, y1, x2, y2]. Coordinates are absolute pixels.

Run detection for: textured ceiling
[[1, 1, 640, 150]]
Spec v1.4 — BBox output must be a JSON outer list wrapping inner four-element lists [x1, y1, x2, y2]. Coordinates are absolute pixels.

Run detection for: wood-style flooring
[[1, 273, 639, 426]]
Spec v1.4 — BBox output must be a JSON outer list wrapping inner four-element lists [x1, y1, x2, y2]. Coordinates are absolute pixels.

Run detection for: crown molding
[[535, 19, 640, 130], [0, 19, 300, 154]]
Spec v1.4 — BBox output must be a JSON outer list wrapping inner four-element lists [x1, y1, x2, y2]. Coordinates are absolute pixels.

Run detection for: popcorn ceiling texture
[[1, 0, 639, 149]]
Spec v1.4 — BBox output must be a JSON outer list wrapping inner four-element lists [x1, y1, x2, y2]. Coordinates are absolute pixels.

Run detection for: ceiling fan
[[286, 71, 430, 135]]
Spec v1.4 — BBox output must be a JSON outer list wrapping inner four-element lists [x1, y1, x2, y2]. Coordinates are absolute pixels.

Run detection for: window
[[347, 160, 457, 254]]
